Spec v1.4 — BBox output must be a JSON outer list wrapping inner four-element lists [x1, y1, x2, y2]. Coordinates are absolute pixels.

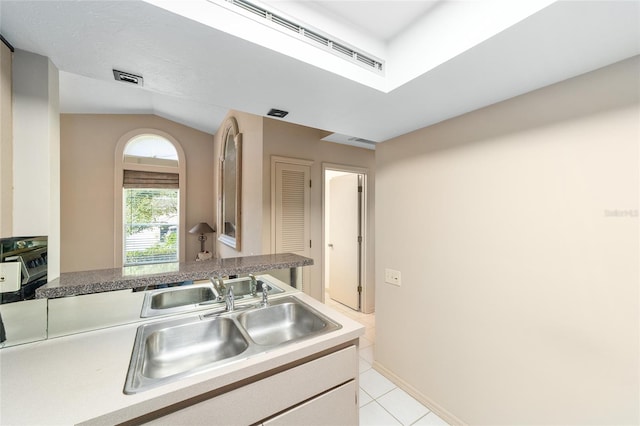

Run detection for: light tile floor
[[325, 294, 450, 426]]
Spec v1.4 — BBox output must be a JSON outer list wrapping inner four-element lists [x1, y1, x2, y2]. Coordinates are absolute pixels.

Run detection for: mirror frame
[[218, 117, 242, 251]]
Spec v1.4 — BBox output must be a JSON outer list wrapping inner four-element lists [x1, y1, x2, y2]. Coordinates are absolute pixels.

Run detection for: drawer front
[[263, 380, 357, 426]]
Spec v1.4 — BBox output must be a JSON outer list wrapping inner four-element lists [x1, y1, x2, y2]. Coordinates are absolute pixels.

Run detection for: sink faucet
[[210, 276, 226, 301], [249, 274, 257, 296], [225, 286, 235, 312], [261, 282, 269, 307]]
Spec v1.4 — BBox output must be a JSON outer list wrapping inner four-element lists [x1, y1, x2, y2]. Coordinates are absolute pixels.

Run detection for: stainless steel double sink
[[140, 277, 284, 318], [125, 295, 341, 394]]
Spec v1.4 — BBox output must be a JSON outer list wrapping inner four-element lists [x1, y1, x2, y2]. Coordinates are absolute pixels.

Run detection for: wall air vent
[[113, 70, 143, 86], [219, 0, 384, 74]]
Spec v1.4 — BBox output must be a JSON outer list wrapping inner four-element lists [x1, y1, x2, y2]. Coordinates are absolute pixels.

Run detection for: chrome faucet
[[225, 286, 235, 312], [249, 274, 257, 296], [210, 276, 226, 302], [261, 282, 269, 307]]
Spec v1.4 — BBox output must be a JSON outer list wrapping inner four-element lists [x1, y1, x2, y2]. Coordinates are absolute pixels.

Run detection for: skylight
[[142, 0, 556, 94]]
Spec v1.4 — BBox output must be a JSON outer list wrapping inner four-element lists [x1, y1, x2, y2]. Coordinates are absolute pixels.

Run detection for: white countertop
[[0, 292, 364, 425]]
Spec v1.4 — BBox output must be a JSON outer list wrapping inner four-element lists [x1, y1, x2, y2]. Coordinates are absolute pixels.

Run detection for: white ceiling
[[1, 0, 638, 144]]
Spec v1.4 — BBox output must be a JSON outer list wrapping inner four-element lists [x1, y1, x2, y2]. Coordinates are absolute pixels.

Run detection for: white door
[[328, 174, 360, 310]]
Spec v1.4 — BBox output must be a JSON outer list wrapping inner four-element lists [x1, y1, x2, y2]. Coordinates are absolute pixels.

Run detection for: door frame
[[322, 163, 368, 311]]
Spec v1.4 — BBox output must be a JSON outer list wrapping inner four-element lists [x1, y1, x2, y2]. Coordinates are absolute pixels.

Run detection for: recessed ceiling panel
[[302, 0, 441, 42]]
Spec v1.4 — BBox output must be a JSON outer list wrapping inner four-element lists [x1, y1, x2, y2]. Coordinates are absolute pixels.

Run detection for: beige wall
[[60, 114, 214, 273], [10, 50, 60, 278], [47, 55, 60, 280], [374, 56, 639, 425], [263, 118, 376, 309], [0, 41, 12, 238], [211, 111, 376, 308]]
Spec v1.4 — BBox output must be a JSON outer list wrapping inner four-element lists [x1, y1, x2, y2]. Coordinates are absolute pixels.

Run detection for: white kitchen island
[[0, 290, 364, 425]]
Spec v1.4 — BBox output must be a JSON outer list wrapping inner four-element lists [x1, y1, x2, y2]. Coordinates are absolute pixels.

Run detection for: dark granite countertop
[[37, 253, 313, 299]]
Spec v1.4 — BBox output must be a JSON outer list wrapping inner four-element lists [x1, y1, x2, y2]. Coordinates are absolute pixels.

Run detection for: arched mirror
[[218, 117, 242, 250]]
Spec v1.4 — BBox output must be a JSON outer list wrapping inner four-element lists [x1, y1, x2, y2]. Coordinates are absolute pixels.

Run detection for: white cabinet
[[263, 380, 357, 425], [144, 345, 358, 426]]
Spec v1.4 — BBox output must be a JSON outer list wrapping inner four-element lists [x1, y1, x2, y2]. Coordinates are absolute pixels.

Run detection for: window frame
[[115, 129, 186, 267]]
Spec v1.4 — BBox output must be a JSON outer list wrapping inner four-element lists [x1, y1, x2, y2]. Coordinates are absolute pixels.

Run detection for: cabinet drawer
[[263, 380, 357, 426], [145, 345, 357, 425]]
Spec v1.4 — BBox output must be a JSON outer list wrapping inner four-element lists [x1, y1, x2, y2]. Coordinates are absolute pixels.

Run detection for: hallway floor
[[325, 295, 450, 426]]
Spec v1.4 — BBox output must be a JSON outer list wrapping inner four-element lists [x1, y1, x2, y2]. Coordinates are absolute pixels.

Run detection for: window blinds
[[123, 170, 179, 189]]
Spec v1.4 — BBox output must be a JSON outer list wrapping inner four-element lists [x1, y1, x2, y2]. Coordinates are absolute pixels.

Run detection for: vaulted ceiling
[[1, 0, 638, 146]]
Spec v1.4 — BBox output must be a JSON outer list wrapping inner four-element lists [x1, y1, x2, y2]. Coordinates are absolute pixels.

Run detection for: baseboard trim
[[372, 361, 466, 426]]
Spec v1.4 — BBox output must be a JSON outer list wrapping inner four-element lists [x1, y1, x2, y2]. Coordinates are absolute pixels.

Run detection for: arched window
[[123, 135, 179, 166], [115, 130, 186, 267]]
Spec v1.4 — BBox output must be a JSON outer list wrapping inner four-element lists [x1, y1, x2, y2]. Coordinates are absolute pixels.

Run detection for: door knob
[[328, 243, 334, 248]]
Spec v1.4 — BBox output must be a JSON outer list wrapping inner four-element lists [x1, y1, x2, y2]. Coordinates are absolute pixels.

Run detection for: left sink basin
[[141, 283, 218, 318], [125, 316, 249, 394], [151, 286, 215, 310]]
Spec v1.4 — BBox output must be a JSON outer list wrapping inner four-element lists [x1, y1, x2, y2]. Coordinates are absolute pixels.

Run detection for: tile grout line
[[410, 412, 432, 426], [379, 400, 408, 426]]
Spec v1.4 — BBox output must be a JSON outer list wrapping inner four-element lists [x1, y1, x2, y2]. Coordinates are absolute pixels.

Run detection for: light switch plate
[[0, 263, 21, 293], [385, 268, 401, 286]]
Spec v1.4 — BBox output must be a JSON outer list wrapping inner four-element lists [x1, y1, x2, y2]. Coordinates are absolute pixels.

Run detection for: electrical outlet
[[384, 268, 401, 286], [0, 263, 21, 293]]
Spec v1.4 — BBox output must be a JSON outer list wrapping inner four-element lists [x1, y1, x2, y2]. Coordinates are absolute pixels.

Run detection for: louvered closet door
[[274, 162, 311, 287]]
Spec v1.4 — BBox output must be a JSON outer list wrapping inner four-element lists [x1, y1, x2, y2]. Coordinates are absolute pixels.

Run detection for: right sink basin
[[225, 276, 284, 298], [237, 299, 340, 346]]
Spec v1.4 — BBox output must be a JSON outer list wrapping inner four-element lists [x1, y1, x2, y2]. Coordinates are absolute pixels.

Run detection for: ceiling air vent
[[267, 108, 289, 118], [219, 0, 384, 74], [348, 137, 376, 145], [113, 69, 143, 86], [302, 29, 328, 47]]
